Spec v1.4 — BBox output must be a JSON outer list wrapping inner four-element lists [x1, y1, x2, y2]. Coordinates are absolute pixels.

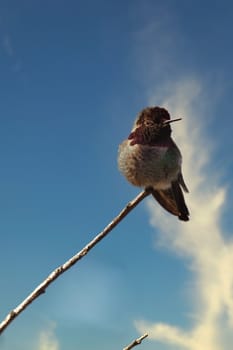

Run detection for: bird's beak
[[163, 118, 182, 126]]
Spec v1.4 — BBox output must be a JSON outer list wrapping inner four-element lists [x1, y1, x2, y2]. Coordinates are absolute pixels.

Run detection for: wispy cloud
[[50, 260, 121, 328], [1, 32, 22, 73], [2, 34, 14, 57], [36, 322, 59, 350], [135, 78, 233, 350]]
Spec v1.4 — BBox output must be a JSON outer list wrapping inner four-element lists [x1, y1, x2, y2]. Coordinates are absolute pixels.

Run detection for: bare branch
[[0, 189, 151, 335], [123, 333, 149, 350]]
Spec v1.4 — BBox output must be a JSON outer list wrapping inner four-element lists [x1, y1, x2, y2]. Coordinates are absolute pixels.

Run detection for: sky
[[1, 1, 233, 349]]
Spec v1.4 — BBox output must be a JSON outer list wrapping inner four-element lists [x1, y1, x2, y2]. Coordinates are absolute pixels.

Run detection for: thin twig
[[0, 189, 151, 335], [123, 333, 148, 350]]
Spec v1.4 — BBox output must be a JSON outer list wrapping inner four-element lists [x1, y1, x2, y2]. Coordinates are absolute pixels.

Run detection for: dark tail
[[171, 181, 189, 221]]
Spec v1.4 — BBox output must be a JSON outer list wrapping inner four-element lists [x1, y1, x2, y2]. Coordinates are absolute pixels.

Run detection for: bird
[[118, 106, 190, 221]]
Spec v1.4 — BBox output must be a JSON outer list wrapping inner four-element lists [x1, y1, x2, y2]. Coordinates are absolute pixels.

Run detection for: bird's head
[[129, 106, 181, 145]]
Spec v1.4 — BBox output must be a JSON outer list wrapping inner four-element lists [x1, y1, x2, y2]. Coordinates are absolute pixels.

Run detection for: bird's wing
[[151, 187, 180, 216], [150, 182, 189, 221]]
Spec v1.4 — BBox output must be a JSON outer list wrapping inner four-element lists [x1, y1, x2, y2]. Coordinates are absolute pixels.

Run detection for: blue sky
[[1, 1, 233, 349]]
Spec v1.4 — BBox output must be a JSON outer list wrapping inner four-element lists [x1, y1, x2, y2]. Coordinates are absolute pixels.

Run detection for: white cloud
[[36, 322, 59, 350], [135, 78, 233, 350]]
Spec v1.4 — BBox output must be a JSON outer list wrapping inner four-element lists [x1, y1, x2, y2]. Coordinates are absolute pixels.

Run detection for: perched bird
[[118, 106, 190, 221]]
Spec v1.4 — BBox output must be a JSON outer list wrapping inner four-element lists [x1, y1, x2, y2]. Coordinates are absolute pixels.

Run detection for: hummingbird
[[118, 106, 190, 221]]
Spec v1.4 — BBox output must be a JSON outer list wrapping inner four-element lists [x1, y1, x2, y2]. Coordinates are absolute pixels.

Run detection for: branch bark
[[123, 333, 148, 350], [0, 189, 151, 335]]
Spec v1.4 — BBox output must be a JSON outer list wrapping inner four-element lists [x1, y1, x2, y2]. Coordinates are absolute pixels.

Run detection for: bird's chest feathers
[[128, 143, 170, 166], [118, 141, 180, 188]]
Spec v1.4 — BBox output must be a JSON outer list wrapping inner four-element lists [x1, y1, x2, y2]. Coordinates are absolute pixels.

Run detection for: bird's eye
[[144, 120, 154, 127]]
